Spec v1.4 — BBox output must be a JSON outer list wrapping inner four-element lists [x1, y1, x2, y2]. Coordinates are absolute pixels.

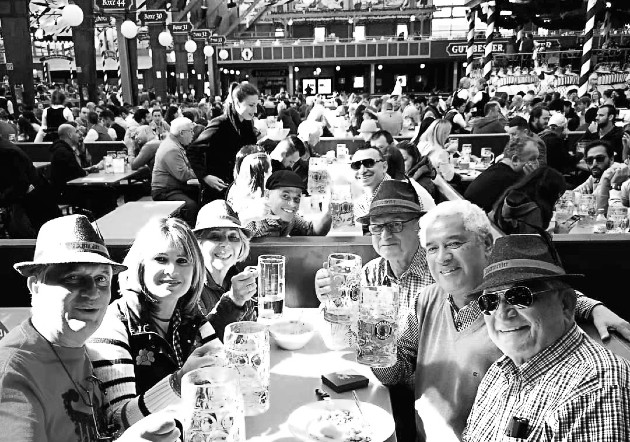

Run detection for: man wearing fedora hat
[[370, 200, 630, 442], [464, 234, 630, 441], [246, 170, 332, 238], [316, 180, 434, 441], [0, 215, 182, 441]]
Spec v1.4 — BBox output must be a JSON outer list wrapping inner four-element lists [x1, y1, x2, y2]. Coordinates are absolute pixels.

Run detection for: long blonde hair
[[119, 217, 206, 320], [416, 119, 452, 157]]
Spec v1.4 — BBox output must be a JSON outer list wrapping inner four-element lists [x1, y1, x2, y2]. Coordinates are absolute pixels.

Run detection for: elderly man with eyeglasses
[[464, 234, 630, 441], [315, 180, 434, 441], [0, 215, 184, 441], [368, 200, 630, 442]]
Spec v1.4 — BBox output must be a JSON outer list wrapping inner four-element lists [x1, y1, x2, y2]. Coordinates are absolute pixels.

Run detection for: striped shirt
[[464, 324, 630, 442]]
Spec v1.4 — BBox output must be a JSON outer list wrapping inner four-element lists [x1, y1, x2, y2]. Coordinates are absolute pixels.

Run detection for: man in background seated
[[580, 104, 629, 161], [269, 135, 303, 172], [245, 170, 331, 238], [574, 140, 628, 213], [151, 117, 198, 226], [352, 146, 391, 224], [541, 113, 583, 175], [0, 138, 60, 238], [471, 102, 506, 134], [0, 109, 17, 141], [465, 136, 539, 212], [0, 215, 183, 441], [464, 234, 630, 441], [83, 111, 115, 142], [377, 100, 403, 136], [50, 124, 102, 206]]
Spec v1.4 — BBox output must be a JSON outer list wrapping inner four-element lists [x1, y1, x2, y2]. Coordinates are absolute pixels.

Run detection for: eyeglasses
[[368, 218, 416, 235], [478, 286, 555, 315], [83, 375, 118, 441], [202, 231, 242, 243], [350, 158, 383, 171], [585, 154, 607, 164]]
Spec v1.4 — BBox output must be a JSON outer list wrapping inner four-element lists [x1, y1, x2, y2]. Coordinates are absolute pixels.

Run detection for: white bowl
[[269, 320, 315, 350]]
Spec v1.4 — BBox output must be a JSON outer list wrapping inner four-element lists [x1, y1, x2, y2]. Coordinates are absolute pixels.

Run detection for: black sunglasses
[[586, 154, 607, 164], [351, 158, 383, 170], [478, 286, 555, 315]]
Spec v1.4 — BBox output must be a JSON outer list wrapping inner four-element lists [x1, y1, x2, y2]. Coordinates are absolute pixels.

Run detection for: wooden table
[[95, 201, 185, 242], [67, 169, 144, 186], [33, 161, 50, 170], [246, 308, 396, 441]]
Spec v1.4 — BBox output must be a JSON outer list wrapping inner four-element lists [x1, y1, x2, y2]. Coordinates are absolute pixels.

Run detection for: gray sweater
[[151, 134, 196, 193]]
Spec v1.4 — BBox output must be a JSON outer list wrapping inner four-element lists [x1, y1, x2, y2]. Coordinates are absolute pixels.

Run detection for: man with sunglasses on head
[[315, 180, 434, 441], [368, 200, 630, 442], [0, 215, 183, 441], [464, 234, 630, 441], [574, 140, 629, 213]]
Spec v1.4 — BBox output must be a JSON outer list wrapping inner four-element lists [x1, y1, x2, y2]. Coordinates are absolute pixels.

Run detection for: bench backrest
[[16, 141, 127, 164]]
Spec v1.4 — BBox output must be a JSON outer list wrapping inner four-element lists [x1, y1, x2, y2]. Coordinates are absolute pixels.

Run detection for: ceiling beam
[[174, 0, 203, 22]]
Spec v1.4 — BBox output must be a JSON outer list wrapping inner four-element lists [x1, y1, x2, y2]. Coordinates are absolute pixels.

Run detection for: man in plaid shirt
[[316, 180, 434, 441], [464, 234, 630, 441]]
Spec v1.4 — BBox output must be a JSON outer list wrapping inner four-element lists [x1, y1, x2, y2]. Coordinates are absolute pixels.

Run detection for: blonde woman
[[88, 217, 223, 431], [412, 119, 455, 180]]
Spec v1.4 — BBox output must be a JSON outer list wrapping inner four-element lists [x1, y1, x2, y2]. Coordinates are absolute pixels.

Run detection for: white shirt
[[84, 127, 118, 143], [41, 105, 74, 129]]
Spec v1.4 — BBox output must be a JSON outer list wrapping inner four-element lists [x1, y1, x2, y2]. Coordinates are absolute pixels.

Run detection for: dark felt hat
[[14, 214, 127, 277], [265, 170, 305, 191], [474, 234, 583, 293], [356, 180, 424, 224]]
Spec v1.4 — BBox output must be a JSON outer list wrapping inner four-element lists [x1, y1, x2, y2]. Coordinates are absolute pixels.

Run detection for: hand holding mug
[[230, 267, 259, 307], [314, 262, 331, 303]]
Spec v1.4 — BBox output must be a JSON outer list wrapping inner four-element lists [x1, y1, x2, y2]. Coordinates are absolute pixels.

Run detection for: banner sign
[[191, 29, 211, 40], [168, 22, 193, 34], [138, 10, 167, 24], [40, 55, 73, 62]]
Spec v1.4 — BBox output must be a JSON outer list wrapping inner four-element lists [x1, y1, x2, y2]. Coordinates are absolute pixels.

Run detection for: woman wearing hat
[[88, 217, 223, 431], [193, 200, 258, 340]]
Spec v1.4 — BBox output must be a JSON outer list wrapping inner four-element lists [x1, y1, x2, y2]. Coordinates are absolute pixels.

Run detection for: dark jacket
[[278, 107, 301, 134], [541, 131, 581, 174], [187, 105, 257, 203], [408, 155, 438, 200], [580, 125, 625, 161], [199, 266, 257, 341], [50, 139, 87, 194], [490, 190, 544, 235], [471, 116, 507, 134], [464, 162, 521, 212]]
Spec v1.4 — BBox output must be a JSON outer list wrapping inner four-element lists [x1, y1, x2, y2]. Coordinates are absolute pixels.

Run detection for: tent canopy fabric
[[464, 0, 630, 31]]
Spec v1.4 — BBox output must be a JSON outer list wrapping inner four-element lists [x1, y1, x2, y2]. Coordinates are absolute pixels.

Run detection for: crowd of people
[[1, 73, 630, 440]]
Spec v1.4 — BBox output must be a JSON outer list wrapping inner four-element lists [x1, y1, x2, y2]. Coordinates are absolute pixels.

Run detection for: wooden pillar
[[72, 0, 97, 104], [207, 50, 219, 98], [174, 34, 189, 98], [0, 0, 35, 107], [193, 39, 206, 100], [147, 0, 167, 100]]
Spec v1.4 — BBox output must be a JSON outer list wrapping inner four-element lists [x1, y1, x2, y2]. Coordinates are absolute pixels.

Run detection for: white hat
[[548, 113, 567, 128]]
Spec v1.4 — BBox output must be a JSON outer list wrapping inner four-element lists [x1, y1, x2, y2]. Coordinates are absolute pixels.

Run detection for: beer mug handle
[[488, 152, 495, 163]]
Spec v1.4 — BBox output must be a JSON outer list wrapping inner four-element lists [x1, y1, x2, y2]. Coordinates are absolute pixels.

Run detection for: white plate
[[287, 399, 395, 442]]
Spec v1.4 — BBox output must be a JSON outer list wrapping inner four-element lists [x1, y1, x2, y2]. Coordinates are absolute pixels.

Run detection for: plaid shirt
[[463, 324, 630, 442], [362, 245, 434, 328], [246, 214, 314, 238]]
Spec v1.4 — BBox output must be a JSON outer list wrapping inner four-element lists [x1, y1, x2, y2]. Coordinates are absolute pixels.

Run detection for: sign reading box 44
[[95, 0, 132, 11]]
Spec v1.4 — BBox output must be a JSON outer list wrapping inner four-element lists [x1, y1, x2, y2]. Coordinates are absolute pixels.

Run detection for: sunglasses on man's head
[[351, 158, 383, 170], [585, 154, 607, 164], [478, 285, 555, 315]]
